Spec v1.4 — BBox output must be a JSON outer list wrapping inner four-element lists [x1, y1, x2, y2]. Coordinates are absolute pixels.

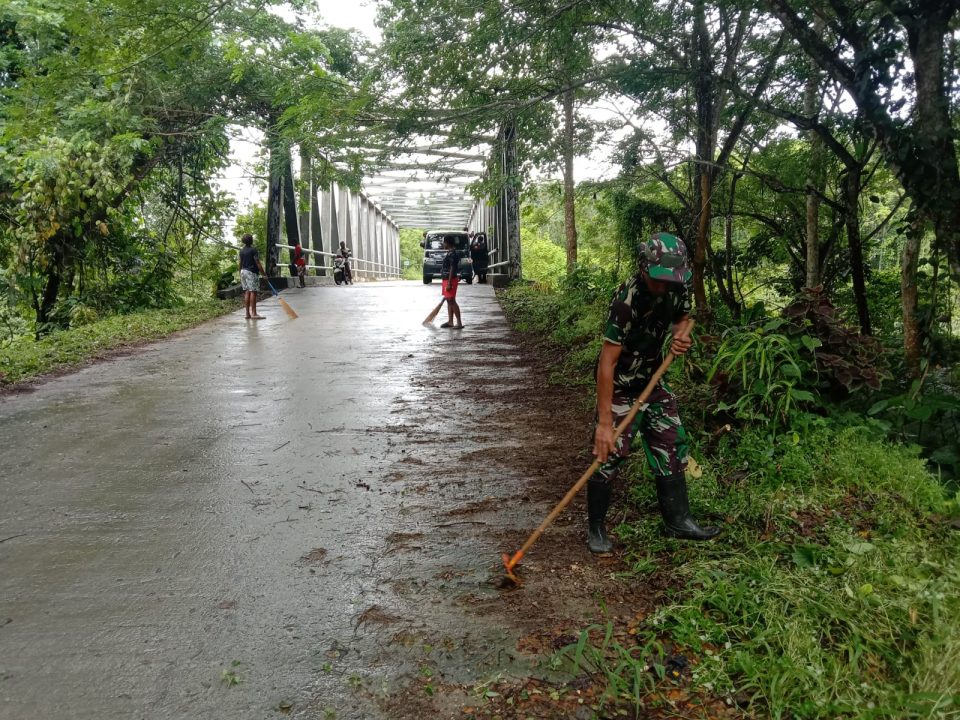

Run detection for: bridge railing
[[465, 121, 521, 281], [484, 248, 510, 270], [277, 243, 401, 280]]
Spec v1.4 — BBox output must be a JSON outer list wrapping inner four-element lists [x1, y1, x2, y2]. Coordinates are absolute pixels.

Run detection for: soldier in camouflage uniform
[[587, 232, 720, 555]]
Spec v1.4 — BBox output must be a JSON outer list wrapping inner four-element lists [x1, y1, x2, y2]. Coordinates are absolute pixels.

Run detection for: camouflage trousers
[[594, 383, 689, 482]]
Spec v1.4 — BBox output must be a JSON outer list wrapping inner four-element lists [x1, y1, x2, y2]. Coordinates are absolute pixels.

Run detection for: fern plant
[[708, 320, 820, 430]]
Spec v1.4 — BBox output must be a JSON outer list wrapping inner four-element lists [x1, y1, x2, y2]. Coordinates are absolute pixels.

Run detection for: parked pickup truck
[[420, 230, 473, 284]]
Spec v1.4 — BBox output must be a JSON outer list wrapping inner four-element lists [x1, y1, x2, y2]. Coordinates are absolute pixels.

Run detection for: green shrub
[[596, 428, 958, 719], [520, 228, 566, 287], [0, 299, 239, 385], [68, 302, 99, 327], [708, 321, 819, 430], [498, 280, 959, 719], [500, 267, 620, 381]]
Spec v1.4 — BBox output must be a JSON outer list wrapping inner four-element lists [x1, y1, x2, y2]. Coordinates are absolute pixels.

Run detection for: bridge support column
[[338, 185, 352, 264], [387, 221, 395, 277], [298, 148, 311, 256], [502, 121, 521, 282], [371, 208, 380, 278], [310, 169, 324, 275], [300, 150, 325, 276], [283, 161, 300, 248], [265, 126, 284, 276], [327, 183, 340, 256]]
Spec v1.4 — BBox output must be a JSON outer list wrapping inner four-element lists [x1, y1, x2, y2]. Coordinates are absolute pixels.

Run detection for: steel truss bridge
[[262, 123, 521, 284]]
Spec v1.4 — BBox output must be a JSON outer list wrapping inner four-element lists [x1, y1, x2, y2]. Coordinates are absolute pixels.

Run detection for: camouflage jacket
[[602, 274, 691, 393]]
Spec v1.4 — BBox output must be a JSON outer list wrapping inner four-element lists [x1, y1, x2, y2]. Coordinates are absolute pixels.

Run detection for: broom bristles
[[278, 297, 298, 319], [423, 299, 445, 325]]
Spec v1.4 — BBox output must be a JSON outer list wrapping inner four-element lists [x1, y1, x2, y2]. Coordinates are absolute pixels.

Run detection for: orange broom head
[[422, 300, 444, 325], [278, 297, 298, 319]]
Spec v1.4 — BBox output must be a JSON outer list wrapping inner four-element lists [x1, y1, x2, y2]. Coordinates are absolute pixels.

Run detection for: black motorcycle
[[333, 255, 352, 285]]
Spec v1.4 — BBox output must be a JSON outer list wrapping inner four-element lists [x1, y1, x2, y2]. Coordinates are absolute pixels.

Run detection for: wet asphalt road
[[0, 281, 540, 719]]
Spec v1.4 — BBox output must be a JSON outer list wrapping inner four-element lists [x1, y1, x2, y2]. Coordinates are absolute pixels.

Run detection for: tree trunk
[[724, 173, 740, 320], [562, 88, 578, 276], [691, 0, 716, 319], [916, 21, 960, 281], [694, 169, 713, 313], [902, 214, 924, 377], [843, 168, 871, 334], [803, 36, 824, 288], [266, 140, 284, 278], [298, 147, 311, 252], [704, 174, 739, 316], [909, 16, 960, 279], [928, 246, 941, 337], [36, 248, 63, 332], [725, 177, 735, 293]]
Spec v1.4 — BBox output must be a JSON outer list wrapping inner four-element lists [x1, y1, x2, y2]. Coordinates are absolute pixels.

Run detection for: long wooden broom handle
[[505, 318, 694, 571]]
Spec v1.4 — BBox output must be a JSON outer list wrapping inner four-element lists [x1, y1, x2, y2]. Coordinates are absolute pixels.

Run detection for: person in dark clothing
[[586, 232, 719, 555], [238, 233, 266, 320], [470, 233, 490, 284], [293, 243, 306, 288], [440, 236, 463, 329], [338, 241, 353, 284]]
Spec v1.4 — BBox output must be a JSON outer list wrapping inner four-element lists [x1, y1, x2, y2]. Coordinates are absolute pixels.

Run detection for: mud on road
[[0, 281, 681, 720]]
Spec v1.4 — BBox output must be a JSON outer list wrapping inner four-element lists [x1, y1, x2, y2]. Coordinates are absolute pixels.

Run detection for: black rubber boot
[[655, 472, 721, 540], [586, 479, 614, 555]]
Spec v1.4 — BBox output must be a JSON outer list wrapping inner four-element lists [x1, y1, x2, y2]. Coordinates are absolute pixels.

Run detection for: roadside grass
[[499, 282, 960, 720], [605, 427, 960, 719], [0, 298, 241, 386], [499, 280, 609, 385]]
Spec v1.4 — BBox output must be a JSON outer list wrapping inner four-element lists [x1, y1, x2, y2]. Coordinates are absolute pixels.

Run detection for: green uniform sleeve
[[673, 282, 691, 322], [603, 282, 632, 345]]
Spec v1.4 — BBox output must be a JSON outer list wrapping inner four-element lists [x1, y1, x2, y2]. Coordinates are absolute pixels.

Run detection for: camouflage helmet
[[639, 232, 691, 284]]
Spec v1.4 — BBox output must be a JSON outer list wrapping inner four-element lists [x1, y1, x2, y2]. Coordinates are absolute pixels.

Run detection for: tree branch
[[715, 33, 786, 168]]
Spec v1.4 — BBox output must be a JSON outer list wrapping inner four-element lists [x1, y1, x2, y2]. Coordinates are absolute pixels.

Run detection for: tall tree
[[766, 0, 960, 280], [377, 0, 608, 273], [608, 0, 784, 319], [802, 17, 826, 289]]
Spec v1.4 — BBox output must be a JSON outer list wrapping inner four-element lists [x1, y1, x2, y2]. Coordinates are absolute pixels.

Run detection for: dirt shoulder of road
[[382, 293, 737, 720]]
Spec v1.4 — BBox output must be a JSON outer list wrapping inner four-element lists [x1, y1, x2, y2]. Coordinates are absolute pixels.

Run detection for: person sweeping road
[[586, 232, 720, 555], [239, 233, 266, 320], [440, 236, 463, 329]]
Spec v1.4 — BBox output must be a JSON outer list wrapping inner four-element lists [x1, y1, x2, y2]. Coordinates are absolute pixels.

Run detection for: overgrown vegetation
[[0, 298, 239, 386], [0, 0, 371, 346], [607, 425, 959, 719], [400, 228, 426, 280], [500, 270, 959, 719]]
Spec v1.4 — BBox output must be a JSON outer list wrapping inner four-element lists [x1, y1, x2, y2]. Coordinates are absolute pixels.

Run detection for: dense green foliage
[[399, 228, 425, 280], [501, 279, 960, 719], [623, 427, 959, 719], [0, 0, 371, 341]]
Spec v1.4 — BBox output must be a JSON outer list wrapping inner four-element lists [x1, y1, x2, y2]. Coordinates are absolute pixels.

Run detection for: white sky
[[310, 0, 381, 40]]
